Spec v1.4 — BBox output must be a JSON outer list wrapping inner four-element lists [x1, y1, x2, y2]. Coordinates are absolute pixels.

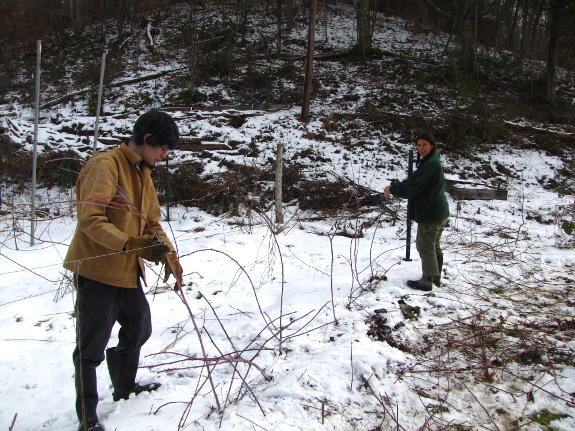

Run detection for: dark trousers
[[415, 218, 448, 278], [73, 275, 152, 427]]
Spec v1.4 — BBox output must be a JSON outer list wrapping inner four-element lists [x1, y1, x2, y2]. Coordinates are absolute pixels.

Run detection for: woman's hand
[[384, 184, 392, 196]]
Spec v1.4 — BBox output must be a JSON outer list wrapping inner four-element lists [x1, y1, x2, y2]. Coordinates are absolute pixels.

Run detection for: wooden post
[[30, 39, 41, 246], [301, 0, 317, 122], [275, 143, 284, 224]]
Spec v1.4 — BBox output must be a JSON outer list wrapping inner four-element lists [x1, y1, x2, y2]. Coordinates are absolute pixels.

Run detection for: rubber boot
[[433, 254, 443, 287], [75, 365, 104, 431], [106, 347, 161, 401], [407, 258, 432, 291], [78, 422, 105, 431], [106, 347, 139, 401], [407, 276, 433, 291]]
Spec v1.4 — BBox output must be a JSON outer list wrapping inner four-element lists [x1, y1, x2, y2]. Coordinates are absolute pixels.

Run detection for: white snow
[[1, 5, 574, 431]]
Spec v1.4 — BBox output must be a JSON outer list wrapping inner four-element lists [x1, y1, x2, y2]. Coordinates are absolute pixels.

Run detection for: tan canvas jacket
[[63, 143, 173, 288]]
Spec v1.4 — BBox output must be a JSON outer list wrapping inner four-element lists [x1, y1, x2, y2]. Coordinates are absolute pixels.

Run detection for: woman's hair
[[416, 131, 436, 147], [131, 110, 180, 149]]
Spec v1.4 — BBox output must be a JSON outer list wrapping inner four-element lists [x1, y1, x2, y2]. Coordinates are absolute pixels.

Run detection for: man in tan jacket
[[64, 110, 183, 431]]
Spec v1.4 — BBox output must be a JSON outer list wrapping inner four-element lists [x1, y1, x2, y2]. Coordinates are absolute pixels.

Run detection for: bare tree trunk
[[519, 0, 544, 59], [69, 0, 85, 34], [276, 0, 283, 55], [545, 0, 563, 103], [529, 1, 545, 57], [118, 0, 127, 38], [285, 0, 296, 32], [239, 1, 250, 45], [301, 0, 318, 122], [460, 0, 478, 76], [117, 0, 134, 38], [518, 0, 530, 57], [353, 0, 373, 56], [49, 0, 60, 31], [507, 0, 521, 50]]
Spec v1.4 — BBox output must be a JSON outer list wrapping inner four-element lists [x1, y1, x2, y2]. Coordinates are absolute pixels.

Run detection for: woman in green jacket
[[384, 132, 449, 291]]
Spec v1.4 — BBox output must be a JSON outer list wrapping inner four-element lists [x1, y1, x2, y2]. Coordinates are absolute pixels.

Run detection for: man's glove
[[125, 235, 170, 263], [162, 253, 183, 291]]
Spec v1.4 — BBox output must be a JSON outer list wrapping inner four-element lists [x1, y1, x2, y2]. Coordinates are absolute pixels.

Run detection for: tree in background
[[69, 0, 85, 34], [0, 0, 574, 110], [353, 0, 377, 57], [117, 0, 135, 39], [459, 0, 478, 76], [301, 0, 318, 122], [544, 0, 575, 104]]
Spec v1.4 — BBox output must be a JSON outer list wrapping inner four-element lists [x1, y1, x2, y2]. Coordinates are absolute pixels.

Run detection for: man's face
[[140, 143, 170, 166]]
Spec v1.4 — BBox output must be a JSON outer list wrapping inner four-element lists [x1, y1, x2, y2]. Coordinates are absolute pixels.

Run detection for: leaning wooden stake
[[9, 413, 18, 431]]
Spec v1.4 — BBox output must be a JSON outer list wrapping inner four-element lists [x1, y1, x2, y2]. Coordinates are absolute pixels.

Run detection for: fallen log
[[96, 135, 230, 151], [96, 137, 123, 146], [178, 141, 231, 152], [159, 104, 290, 113], [445, 179, 508, 200], [283, 49, 436, 64], [40, 67, 186, 109], [505, 121, 575, 142]]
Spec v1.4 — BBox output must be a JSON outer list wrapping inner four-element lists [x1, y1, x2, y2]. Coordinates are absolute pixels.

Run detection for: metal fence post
[[275, 143, 284, 224], [165, 154, 170, 222], [30, 39, 41, 246], [93, 49, 107, 152], [404, 149, 414, 261]]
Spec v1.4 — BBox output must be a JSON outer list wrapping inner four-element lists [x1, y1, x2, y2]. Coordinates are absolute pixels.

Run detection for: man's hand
[[125, 235, 170, 263], [163, 253, 183, 291]]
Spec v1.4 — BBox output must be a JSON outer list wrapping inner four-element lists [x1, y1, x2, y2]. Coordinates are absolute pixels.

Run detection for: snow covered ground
[[1, 105, 575, 431], [1, 4, 575, 430]]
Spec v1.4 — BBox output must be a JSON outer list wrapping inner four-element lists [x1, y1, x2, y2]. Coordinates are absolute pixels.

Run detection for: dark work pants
[[415, 218, 448, 278], [73, 275, 152, 427]]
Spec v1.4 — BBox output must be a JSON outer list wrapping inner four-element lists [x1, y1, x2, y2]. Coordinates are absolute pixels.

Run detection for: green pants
[[415, 218, 448, 278]]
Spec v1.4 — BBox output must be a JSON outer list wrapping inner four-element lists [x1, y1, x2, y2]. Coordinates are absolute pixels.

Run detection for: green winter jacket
[[390, 152, 450, 223]]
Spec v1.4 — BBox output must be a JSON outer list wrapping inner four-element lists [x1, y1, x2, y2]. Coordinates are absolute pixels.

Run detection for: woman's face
[[416, 139, 434, 158]]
